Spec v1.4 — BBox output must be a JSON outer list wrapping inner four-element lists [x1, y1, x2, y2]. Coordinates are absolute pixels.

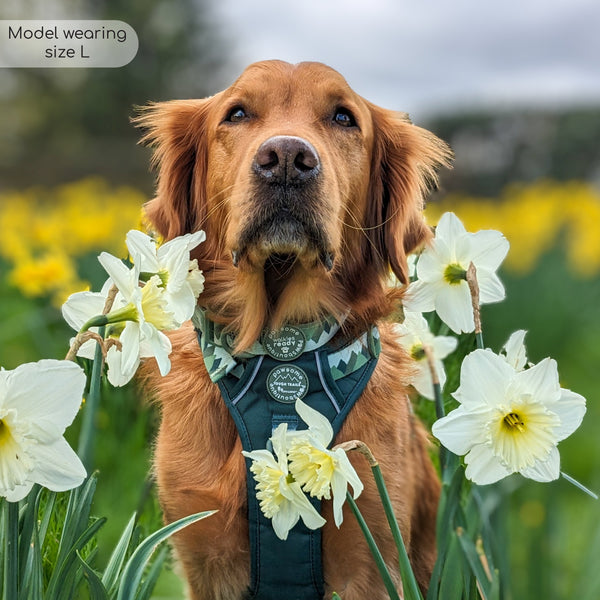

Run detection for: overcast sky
[[212, 0, 600, 118]]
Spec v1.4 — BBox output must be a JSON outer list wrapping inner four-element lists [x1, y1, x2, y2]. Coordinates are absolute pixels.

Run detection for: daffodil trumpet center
[[491, 398, 561, 471], [444, 262, 468, 285], [410, 343, 426, 361], [288, 441, 335, 499], [0, 419, 11, 446], [139, 270, 169, 287], [503, 412, 525, 432]]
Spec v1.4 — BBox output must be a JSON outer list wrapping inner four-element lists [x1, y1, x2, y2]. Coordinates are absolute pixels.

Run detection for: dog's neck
[[198, 254, 346, 353], [263, 254, 300, 303]]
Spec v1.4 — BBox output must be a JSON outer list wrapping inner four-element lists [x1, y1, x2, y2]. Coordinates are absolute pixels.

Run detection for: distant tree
[[0, 0, 228, 189], [428, 108, 600, 197]]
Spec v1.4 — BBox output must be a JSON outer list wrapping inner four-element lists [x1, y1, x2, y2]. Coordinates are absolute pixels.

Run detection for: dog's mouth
[[232, 210, 335, 272]]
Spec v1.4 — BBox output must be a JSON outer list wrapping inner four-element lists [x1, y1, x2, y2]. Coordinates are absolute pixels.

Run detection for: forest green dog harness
[[192, 308, 380, 599]]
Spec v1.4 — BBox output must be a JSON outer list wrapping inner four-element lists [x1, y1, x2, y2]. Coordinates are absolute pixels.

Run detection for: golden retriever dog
[[138, 60, 452, 599]]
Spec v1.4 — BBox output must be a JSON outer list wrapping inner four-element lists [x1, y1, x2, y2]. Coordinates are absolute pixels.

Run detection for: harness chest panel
[[193, 310, 380, 600]]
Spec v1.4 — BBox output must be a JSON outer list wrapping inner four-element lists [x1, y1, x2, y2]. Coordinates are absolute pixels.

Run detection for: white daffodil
[[0, 360, 87, 502], [126, 230, 206, 325], [62, 276, 173, 386], [242, 423, 326, 540], [288, 399, 363, 527], [394, 311, 457, 400], [404, 212, 509, 334], [98, 252, 176, 379], [432, 349, 586, 485]]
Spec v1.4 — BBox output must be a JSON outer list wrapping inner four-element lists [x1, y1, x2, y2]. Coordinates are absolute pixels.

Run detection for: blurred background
[[1, 0, 598, 598]]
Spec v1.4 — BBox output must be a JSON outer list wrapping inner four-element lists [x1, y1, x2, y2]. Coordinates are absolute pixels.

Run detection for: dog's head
[[136, 60, 452, 350]]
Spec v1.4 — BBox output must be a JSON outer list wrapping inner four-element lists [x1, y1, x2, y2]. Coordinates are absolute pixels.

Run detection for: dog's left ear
[[366, 106, 453, 284]]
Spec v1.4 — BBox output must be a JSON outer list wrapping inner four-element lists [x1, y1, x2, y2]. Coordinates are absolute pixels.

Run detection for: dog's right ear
[[133, 99, 213, 240]]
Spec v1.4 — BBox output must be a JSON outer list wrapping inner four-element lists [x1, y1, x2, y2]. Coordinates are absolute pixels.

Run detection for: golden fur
[[138, 60, 452, 599]]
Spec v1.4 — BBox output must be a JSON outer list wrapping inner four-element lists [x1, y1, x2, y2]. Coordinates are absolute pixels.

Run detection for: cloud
[[213, 0, 600, 117]]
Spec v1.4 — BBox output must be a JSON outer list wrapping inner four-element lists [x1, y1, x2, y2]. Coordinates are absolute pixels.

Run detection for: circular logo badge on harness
[[262, 326, 306, 361], [266, 365, 309, 404]]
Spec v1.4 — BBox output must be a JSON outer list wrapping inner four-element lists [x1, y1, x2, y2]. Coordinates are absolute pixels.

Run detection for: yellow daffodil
[[242, 423, 325, 540], [125, 229, 206, 325], [97, 252, 177, 378], [288, 399, 363, 527]]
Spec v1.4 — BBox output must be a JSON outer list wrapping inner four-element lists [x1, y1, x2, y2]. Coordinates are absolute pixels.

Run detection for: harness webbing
[[193, 309, 380, 599]]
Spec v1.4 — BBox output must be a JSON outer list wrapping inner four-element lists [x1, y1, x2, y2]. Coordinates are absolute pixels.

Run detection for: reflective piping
[[231, 356, 264, 406], [315, 351, 341, 414]]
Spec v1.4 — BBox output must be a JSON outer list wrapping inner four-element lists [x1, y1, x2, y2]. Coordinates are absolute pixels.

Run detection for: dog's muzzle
[[233, 136, 334, 270]]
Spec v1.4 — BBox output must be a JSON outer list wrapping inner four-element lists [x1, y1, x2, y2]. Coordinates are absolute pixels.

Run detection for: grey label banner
[[0, 20, 138, 68]]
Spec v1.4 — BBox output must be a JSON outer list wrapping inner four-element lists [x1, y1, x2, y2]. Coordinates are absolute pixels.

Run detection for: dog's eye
[[333, 109, 357, 128], [225, 107, 247, 123]]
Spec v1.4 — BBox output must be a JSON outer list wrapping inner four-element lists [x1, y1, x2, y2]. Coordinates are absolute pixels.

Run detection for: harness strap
[[193, 310, 380, 600]]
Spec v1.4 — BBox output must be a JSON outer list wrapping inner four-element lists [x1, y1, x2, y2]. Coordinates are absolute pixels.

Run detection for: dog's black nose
[[253, 136, 320, 184]]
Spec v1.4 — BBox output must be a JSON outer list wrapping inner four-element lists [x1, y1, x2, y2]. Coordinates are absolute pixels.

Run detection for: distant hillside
[[426, 107, 600, 196]]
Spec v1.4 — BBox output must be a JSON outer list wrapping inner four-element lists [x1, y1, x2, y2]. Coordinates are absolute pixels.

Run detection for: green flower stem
[[345, 492, 401, 600], [3, 500, 19, 600], [371, 464, 424, 600], [77, 325, 105, 471], [475, 331, 484, 350], [79, 314, 109, 333]]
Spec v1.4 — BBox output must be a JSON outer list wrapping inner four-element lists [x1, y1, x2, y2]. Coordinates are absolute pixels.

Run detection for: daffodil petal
[[4, 360, 86, 443], [547, 388, 586, 442], [142, 327, 172, 376], [126, 230, 160, 273], [416, 239, 449, 281], [270, 423, 290, 467], [502, 330, 528, 371], [75, 339, 96, 361], [98, 252, 134, 300], [431, 336, 458, 360], [28, 437, 87, 492], [434, 281, 474, 333], [476, 269, 506, 304], [334, 450, 363, 498], [404, 280, 439, 313], [453, 349, 513, 408], [242, 449, 280, 470], [271, 499, 300, 541], [512, 358, 561, 403], [105, 345, 138, 387], [288, 483, 327, 530], [119, 322, 142, 378], [295, 399, 333, 447], [167, 284, 196, 324], [62, 291, 107, 331], [520, 446, 560, 482], [331, 471, 349, 528], [435, 212, 467, 243], [468, 230, 509, 271], [3, 481, 34, 503], [411, 364, 436, 400], [432, 405, 490, 454], [464, 443, 512, 485]]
